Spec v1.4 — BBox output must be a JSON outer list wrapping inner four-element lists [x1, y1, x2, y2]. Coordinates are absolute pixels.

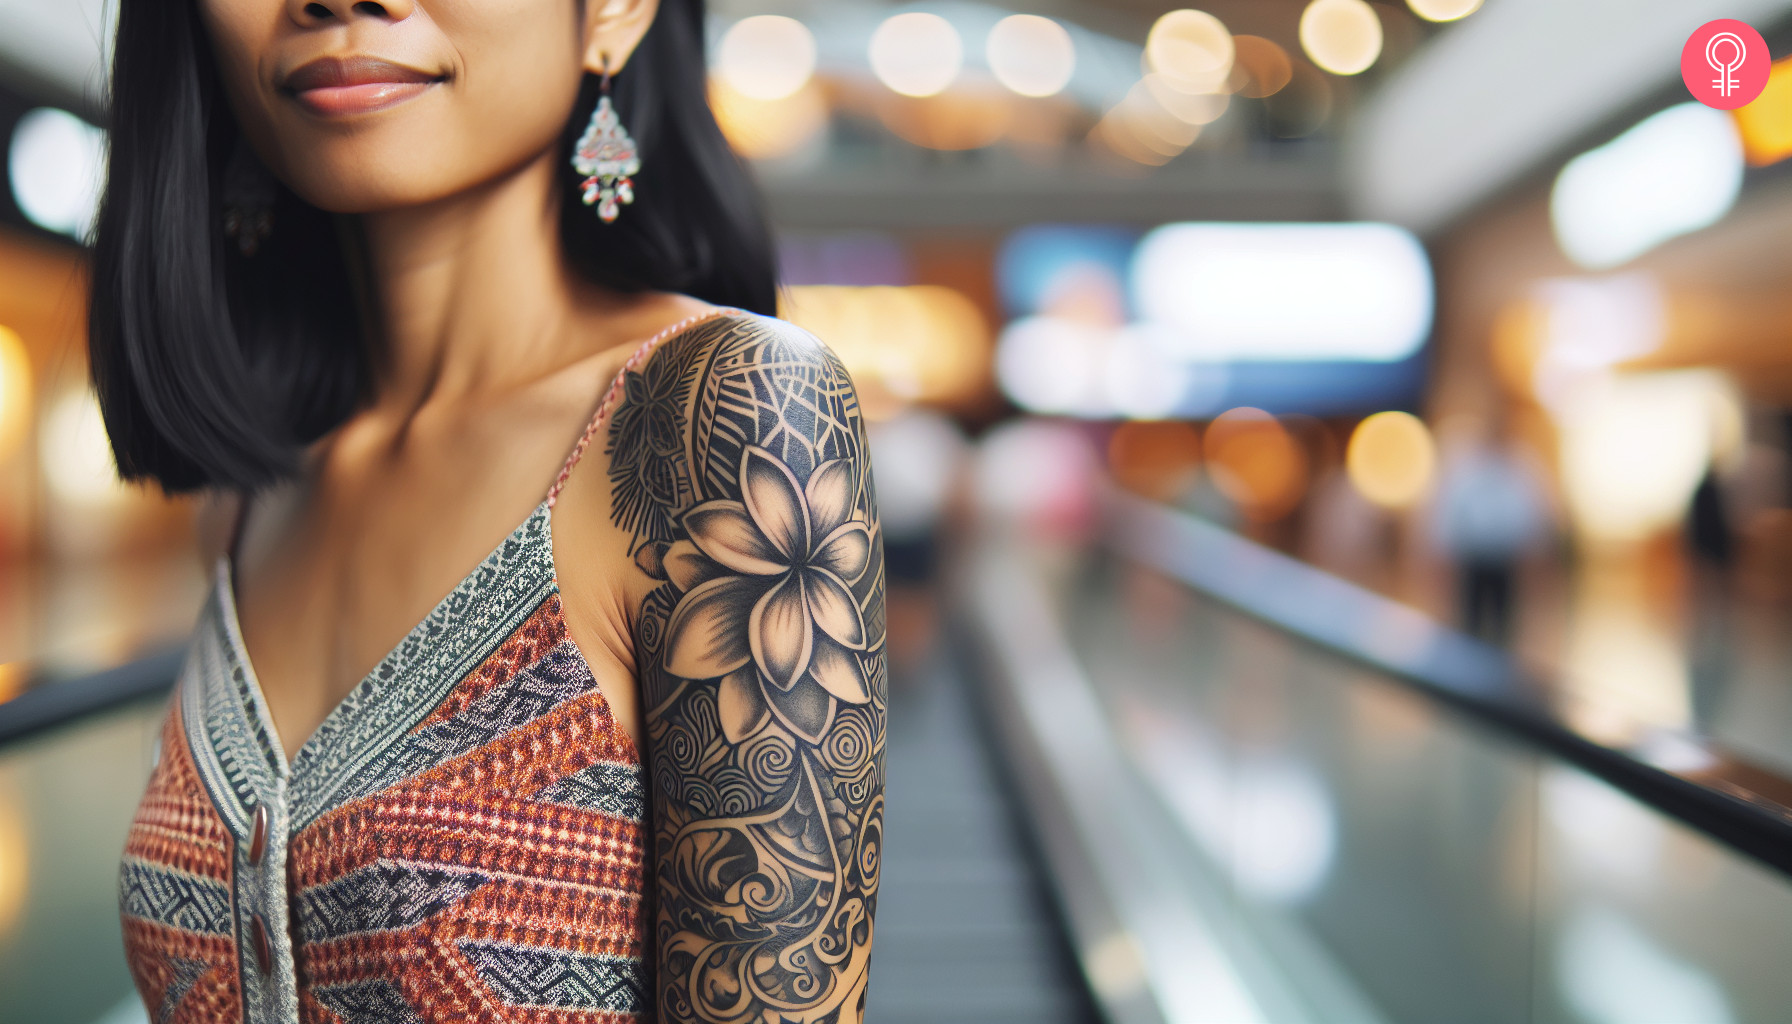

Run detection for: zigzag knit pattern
[[122, 577, 649, 1024]]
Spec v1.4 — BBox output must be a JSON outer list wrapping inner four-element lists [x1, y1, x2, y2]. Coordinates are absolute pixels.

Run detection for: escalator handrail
[[0, 646, 183, 748], [1103, 489, 1792, 880]]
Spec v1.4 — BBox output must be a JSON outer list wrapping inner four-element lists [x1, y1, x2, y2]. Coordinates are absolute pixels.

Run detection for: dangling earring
[[222, 138, 276, 257], [572, 56, 641, 224]]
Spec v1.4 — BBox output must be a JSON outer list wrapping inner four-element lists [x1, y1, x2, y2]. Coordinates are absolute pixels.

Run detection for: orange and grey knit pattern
[[121, 505, 649, 1024]]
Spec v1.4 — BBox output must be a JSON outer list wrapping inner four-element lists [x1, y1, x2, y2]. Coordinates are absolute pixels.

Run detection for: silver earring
[[222, 138, 276, 257], [572, 57, 641, 223]]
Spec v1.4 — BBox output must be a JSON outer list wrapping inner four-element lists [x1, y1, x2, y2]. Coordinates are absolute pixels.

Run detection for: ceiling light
[[715, 16, 817, 101], [870, 12, 964, 98], [1551, 103, 1743, 269], [8, 107, 105, 241], [1300, 0, 1383, 76], [0, 326, 30, 461], [1132, 222, 1433, 362], [1406, 0, 1482, 23], [1346, 411, 1436, 508], [1146, 10, 1234, 94], [987, 14, 1076, 98]]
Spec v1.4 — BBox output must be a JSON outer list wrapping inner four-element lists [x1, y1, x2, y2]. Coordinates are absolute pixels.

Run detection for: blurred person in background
[[1432, 417, 1550, 647], [1687, 465, 1737, 577], [87, 0, 883, 1020], [868, 409, 968, 673]]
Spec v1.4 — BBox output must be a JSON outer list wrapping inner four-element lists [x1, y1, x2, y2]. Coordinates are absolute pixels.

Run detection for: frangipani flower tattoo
[[663, 447, 873, 744], [606, 315, 884, 1024]]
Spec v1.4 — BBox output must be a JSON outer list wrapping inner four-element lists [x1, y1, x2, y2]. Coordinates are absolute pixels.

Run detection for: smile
[[281, 56, 446, 117]]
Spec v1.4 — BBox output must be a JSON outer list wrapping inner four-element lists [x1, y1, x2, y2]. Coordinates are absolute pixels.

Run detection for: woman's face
[[199, 0, 652, 213]]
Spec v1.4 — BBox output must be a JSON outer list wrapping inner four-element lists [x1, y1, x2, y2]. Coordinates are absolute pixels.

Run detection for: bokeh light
[[39, 388, 127, 509], [1552, 104, 1743, 270], [1105, 325, 1194, 419], [878, 92, 1012, 152], [997, 315, 1107, 415], [1146, 10, 1232, 95], [1108, 421, 1202, 501], [0, 325, 31, 461], [1406, 0, 1483, 22], [7, 107, 105, 240], [870, 12, 964, 98], [1299, 0, 1383, 77], [1146, 10, 1235, 94], [1203, 407, 1308, 521], [0, 784, 26, 940], [715, 15, 817, 101], [1346, 411, 1436, 509], [1230, 36, 1294, 98], [996, 226, 1137, 318], [987, 14, 1076, 99], [868, 410, 968, 541], [973, 419, 1099, 533], [1557, 371, 1739, 544], [1094, 78, 1217, 166], [780, 285, 988, 415], [1733, 56, 1792, 166], [1132, 222, 1433, 363], [1143, 74, 1230, 125], [709, 79, 828, 161]]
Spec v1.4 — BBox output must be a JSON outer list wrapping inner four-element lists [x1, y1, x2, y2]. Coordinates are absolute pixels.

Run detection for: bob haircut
[[89, 0, 778, 494]]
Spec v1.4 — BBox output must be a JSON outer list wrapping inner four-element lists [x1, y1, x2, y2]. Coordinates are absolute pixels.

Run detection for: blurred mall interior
[[4, 0, 1792, 1021]]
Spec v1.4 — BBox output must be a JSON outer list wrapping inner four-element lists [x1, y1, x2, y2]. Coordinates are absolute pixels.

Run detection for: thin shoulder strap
[[544, 306, 741, 508]]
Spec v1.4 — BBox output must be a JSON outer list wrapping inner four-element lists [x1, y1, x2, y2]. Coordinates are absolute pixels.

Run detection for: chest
[[119, 545, 651, 1022], [233, 405, 591, 762]]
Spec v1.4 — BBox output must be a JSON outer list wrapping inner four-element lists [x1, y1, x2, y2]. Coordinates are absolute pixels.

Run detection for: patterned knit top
[[118, 309, 737, 1024]]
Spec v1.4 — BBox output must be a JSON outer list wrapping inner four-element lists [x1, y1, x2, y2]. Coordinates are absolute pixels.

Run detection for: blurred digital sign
[[995, 221, 1433, 419]]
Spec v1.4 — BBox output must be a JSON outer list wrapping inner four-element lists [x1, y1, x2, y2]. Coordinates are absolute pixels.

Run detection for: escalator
[[962, 490, 1792, 1024]]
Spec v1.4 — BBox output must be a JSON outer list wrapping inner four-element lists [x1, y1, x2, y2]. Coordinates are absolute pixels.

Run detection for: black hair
[[89, 0, 778, 493]]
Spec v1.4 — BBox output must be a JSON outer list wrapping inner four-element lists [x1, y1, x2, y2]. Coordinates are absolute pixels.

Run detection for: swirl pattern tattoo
[[607, 315, 886, 1023]]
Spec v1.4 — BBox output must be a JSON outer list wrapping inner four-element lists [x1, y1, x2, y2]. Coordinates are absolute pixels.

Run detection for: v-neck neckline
[[215, 498, 554, 776]]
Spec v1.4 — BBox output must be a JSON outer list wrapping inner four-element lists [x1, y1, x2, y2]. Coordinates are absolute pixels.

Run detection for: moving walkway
[[963, 490, 1792, 1024]]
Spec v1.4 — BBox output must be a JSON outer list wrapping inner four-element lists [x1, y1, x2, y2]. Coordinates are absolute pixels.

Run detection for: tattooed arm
[[604, 314, 885, 1023]]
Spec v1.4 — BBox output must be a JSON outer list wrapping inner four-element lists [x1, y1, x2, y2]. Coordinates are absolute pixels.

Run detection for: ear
[[583, 0, 662, 76]]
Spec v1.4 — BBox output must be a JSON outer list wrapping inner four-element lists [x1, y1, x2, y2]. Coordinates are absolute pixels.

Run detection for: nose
[[292, 0, 416, 25]]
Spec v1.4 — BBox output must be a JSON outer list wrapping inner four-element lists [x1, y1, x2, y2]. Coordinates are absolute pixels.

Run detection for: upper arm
[[604, 314, 886, 1022]]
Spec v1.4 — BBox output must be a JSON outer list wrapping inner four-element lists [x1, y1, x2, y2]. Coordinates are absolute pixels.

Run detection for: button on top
[[247, 804, 268, 866], [250, 913, 272, 975]]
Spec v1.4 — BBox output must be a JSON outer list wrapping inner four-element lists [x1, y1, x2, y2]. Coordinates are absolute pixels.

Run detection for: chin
[[277, 154, 478, 214], [269, 121, 563, 215]]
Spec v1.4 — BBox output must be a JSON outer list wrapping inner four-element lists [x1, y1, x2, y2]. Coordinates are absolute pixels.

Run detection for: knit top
[[118, 309, 738, 1023]]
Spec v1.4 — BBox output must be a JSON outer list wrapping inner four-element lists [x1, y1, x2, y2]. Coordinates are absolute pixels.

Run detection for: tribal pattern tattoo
[[607, 314, 886, 1023]]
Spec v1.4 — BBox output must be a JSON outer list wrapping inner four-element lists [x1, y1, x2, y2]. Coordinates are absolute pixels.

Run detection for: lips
[[282, 56, 444, 116]]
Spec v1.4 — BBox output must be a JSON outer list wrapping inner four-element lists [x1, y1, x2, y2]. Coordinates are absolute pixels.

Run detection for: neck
[[356, 151, 604, 412]]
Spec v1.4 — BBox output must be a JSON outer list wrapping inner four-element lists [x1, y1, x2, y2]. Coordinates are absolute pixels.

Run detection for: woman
[[95, 1, 885, 1021]]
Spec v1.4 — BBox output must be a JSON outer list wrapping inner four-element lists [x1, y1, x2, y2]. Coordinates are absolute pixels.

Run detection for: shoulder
[[600, 305, 878, 599], [631, 310, 852, 397], [605, 311, 867, 507]]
